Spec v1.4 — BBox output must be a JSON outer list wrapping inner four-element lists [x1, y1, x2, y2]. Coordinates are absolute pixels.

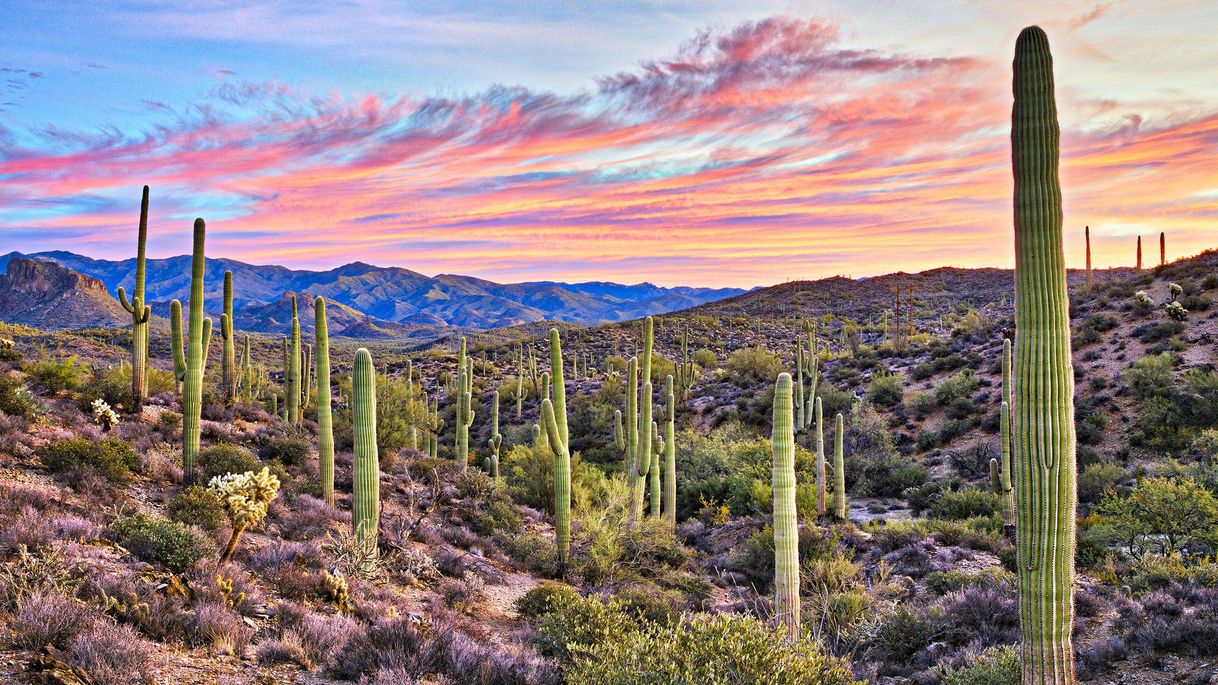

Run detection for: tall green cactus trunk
[[117, 186, 151, 414], [795, 332, 806, 430], [631, 317, 654, 522], [287, 296, 301, 425], [771, 372, 800, 641], [815, 396, 825, 516], [455, 338, 474, 470], [833, 412, 846, 520], [1011, 25, 1078, 684], [315, 297, 335, 506], [516, 344, 525, 419], [488, 390, 502, 479], [1000, 339, 1016, 531], [663, 374, 676, 529], [1160, 231, 1166, 266], [352, 348, 380, 558], [1136, 235, 1142, 270], [540, 329, 571, 569], [1084, 226, 1092, 294], [174, 219, 212, 485], [220, 271, 236, 405], [649, 420, 662, 518]]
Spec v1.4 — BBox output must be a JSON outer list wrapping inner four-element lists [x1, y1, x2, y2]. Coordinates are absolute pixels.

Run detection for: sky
[[1, 1, 1216, 288]]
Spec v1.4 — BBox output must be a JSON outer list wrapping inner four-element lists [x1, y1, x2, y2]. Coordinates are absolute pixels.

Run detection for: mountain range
[[0, 251, 744, 333]]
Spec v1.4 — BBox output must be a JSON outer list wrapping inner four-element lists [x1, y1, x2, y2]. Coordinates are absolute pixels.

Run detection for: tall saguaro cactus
[[172, 219, 212, 485], [540, 329, 571, 568], [833, 413, 846, 520], [487, 390, 502, 479], [663, 374, 677, 529], [1159, 231, 1166, 267], [1011, 26, 1079, 683], [220, 271, 237, 404], [351, 348, 380, 557], [1136, 235, 1143, 270], [771, 372, 800, 641], [815, 396, 826, 516], [287, 296, 301, 425], [455, 338, 474, 470], [117, 186, 151, 414], [1084, 226, 1092, 294], [631, 317, 655, 521], [315, 297, 335, 506]]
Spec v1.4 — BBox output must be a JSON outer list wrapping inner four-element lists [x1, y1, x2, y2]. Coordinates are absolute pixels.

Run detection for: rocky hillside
[[0, 258, 128, 330]]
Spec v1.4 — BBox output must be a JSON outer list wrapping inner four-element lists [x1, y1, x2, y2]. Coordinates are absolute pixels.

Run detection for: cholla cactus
[[1134, 291, 1153, 306], [0, 338, 14, 352], [1166, 301, 1188, 321], [1168, 283, 1183, 302], [91, 399, 119, 431], [210, 467, 281, 566]]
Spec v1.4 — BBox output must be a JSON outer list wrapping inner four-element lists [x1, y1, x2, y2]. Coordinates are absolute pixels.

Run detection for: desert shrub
[[560, 607, 859, 685], [929, 488, 1001, 521], [25, 354, 87, 393], [260, 435, 311, 467], [516, 582, 581, 621], [436, 572, 487, 614], [474, 496, 524, 536], [12, 591, 95, 648], [613, 587, 683, 626], [110, 512, 211, 574], [935, 645, 1020, 685], [905, 391, 935, 416], [168, 486, 227, 533], [70, 622, 158, 685], [500, 531, 559, 575], [1101, 477, 1218, 557], [0, 375, 40, 419], [334, 370, 427, 453], [692, 349, 718, 369], [678, 423, 817, 519], [934, 370, 979, 406], [41, 437, 139, 483], [200, 443, 259, 481], [853, 452, 927, 497], [865, 371, 904, 406], [1078, 463, 1125, 503], [724, 347, 784, 386], [871, 606, 933, 663]]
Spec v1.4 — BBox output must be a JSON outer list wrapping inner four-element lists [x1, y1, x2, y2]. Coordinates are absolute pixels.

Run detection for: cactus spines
[[177, 218, 212, 485], [771, 372, 800, 642], [1012, 25, 1078, 683], [455, 337, 474, 470], [488, 390, 502, 480], [539, 328, 571, 568], [1084, 226, 1092, 294], [220, 271, 236, 404], [990, 458, 1003, 494], [663, 374, 677, 529], [815, 396, 826, 517], [117, 185, 151, 414], [351, 348, 380, 557], [287, 295, 301, 425], [833, 412, 846, 520], [315, 297, 335, 506]]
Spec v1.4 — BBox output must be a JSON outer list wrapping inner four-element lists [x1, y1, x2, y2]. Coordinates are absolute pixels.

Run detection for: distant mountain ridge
[[0, 251, 744, 331], [0, 257, 129, 330]]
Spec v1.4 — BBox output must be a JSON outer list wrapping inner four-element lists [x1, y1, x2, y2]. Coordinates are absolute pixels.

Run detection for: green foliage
[[1100, 477, 1218, 557], [537, 595, 860, 685], [24, 354, 87, 393], [872, 606, 933, 662], [935, 645, 1020, 685], [87, 363, 176, 412], [1078, 462, 1125, 503], [692, 349, 718, 369], [259, 435, 310, 467], [110, 512, 210, 574], [167, 486, 226, 533], [335, 369, 426, 453], [933, 370, 979, 407], [928, 487, 1001, 521], [40, 437, 138, 483], [724, 347, 783, 386], [677, 423, 817, 518], [865, 371, 904, 406], [1126, 352, 1175, 399], [199, 443, 259, 481], [0, 375, 40, 419], [515, 582, 580, 622]]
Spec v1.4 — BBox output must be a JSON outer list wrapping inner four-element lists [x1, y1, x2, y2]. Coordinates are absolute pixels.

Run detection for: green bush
[[40, 437, 139, 483], [24, 354, 87, 393], [872, 606, 932, 662], [110, 512, 210, 574], [259, 435, 310, 467], [935, 645, 1020, 685], [167, 486, 227, 533], [724, 347, 784, 386], [0, 375, 40, 419], [516, 582, 581, 622], [692, 349, 718, 370], [1100, 476, 1218, 557], [905, 391, 935, 416], [865, 371, 904, 406], [934, 370, 979, 406], [199, 443, 259, 481], [928, 487, 1001, 521], [474, 496, 523, 536], [560, 605, 860, 685]]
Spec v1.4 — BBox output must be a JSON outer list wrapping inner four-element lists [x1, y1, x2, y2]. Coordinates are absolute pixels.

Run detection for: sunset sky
[[2, 1, 1217, 287]]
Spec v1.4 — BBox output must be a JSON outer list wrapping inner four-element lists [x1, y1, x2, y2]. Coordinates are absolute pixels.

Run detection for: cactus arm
[[315, 297, 334, 506], [833, 412, 846, 520], [771, 372, 800, 642], [287, 295, 301, 425], [541, 327, 571, 567], [664, 377, 676, 528], [118, 287, 135, 313], [171, 299, 186, 382]]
